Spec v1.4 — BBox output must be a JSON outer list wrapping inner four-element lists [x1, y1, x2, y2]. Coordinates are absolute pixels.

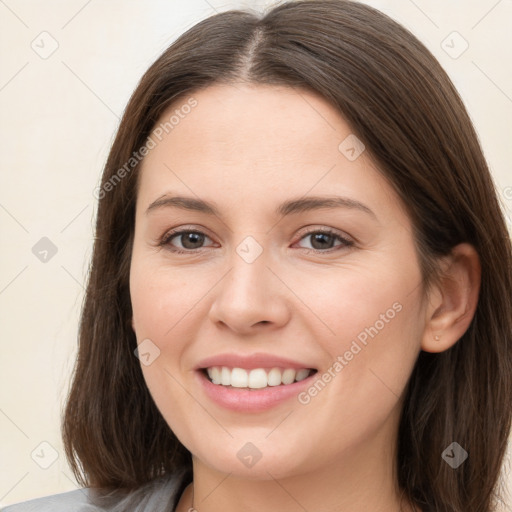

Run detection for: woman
[[4, 0, 511, 511]]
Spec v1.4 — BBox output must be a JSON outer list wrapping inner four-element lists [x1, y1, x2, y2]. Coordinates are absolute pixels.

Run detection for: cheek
[[129, 258, 212, 400], [130, 261, 206, 446], [295, 251, 424, 406], [288, 257, 423, 351], [130, 258, 207, 342]]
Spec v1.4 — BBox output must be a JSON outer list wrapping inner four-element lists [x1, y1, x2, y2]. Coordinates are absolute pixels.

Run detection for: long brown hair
[[62, 1, 512, 510]]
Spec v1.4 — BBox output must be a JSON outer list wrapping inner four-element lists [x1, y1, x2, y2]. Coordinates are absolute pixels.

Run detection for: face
[[129, 83, 428, 480]]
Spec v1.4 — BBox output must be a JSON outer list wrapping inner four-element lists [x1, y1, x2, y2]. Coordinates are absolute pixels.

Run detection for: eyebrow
[[145, 194, 377, 220]]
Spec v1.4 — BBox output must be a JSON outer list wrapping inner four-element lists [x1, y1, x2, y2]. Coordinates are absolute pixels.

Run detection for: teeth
[[267, 367, 282, 386], [281, 368, 295, 385], [209, 366, 221, 384], [205, 366, 314, 389], [248, 368, 267, 389], [295, 368, 310, 381], [221, 366, 231, 386], [231, 368, 248, 388]]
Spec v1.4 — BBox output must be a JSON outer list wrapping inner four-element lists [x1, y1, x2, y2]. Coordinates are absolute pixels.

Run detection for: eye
[[295, 228, 354, 252], [159, 229, 216, 253]]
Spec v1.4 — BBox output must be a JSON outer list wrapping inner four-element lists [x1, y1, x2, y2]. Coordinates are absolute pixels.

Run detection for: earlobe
[[421, 243, 481, 353]]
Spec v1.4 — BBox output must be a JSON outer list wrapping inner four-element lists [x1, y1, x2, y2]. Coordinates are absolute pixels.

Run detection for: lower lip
[[196, 369, 317, 412]]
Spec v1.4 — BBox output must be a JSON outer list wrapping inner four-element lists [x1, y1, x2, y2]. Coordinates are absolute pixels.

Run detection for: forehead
[[154, 83, 345, 164], [136, 83, 407, 226]]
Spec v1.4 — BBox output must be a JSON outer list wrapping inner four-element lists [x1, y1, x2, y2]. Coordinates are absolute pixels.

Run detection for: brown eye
[[175, 232, 206, 250], [297, 229, 354, 252], [308, 232, 337, 250], [160, 230, 214, 253]]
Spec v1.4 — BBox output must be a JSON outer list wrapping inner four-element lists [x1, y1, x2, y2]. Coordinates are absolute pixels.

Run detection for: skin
[[129, 83, 481, 512]]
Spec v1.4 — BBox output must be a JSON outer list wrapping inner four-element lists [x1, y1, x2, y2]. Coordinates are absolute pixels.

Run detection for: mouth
[[201, 366, 318, 390]]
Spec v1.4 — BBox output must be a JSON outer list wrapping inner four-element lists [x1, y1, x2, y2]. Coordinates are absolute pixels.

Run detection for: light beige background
[[0, 0, 511, 508]]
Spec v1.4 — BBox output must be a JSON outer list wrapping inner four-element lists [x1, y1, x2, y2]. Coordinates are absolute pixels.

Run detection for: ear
[[421, 243, 481, 353]]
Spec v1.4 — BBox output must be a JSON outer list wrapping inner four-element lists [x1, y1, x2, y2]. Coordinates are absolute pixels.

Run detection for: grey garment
[[1, 468, 191, 512]]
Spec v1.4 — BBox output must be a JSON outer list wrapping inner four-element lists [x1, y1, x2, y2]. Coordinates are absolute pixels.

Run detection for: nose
[[208, 238, 291, 335]]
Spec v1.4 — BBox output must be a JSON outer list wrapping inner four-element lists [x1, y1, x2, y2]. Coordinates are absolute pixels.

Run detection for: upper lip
[[195, 353, 316, 371]]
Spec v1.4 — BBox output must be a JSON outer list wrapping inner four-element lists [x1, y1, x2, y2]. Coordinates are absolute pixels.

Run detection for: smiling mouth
[[201, 366, 318, 389]]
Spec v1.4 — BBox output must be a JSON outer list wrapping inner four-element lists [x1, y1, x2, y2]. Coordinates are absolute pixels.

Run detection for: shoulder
[[1, 468, 191, 512], [0, 489, 97, 512]]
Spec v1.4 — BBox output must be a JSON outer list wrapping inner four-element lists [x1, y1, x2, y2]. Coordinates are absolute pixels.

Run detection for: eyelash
[[158, 227, 354, 255]]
